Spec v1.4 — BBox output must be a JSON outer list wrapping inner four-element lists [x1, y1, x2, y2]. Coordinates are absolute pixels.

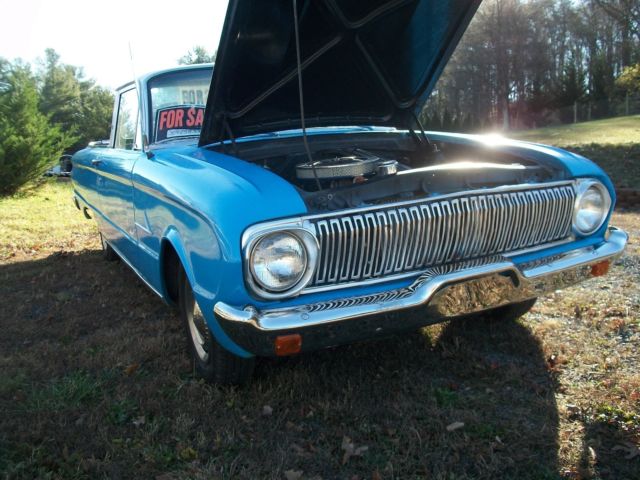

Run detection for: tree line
[[0, 49, 114, 195], [0, 44, 221, 196], [421, 0, 640, 131], [2, 2, 638, 195]]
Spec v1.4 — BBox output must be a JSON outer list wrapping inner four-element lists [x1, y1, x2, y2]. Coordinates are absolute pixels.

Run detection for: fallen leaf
[[132, 416, 145, 427], [341, 436, 368, 464], [355, 446, 369, 455], [124, 363, 139, 376], [286, 421, 303, 432], [284, 470, 303, 480], [178, 447, 197, 461], [446, 421, 465, 432], [290, 443, 305, 455]]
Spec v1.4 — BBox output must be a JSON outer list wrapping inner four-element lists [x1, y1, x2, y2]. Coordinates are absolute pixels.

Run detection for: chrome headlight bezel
[[572, 179, 611, 236], [243, 225, 319, 300]]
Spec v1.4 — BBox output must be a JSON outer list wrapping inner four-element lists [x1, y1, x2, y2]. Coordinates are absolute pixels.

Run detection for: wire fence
[[423, 94, 640, 133], [549, 94, 640, 125]]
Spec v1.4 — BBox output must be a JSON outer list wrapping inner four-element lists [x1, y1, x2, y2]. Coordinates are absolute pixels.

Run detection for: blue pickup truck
[[72, 0, 627, 384]]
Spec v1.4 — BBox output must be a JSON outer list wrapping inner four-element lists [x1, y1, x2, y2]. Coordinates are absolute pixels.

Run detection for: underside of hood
[[199, 0, 481, 146]]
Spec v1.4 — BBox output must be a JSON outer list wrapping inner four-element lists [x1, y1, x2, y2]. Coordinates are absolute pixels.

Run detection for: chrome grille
[[309, 182, 576, 288]]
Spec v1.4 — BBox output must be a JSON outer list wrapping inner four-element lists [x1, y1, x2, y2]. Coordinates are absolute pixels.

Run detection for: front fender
[[160, 227, 251, 357], [425, 132, 616, 239], [134, 145, 308, 356]]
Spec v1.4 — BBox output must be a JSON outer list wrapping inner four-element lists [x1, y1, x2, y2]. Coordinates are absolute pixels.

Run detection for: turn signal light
[[590, 260, 610, 277], [275, 334, 302, 356]]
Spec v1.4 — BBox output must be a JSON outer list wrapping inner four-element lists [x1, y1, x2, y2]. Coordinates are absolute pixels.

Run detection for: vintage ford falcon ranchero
[[72, 0, 627, 384]]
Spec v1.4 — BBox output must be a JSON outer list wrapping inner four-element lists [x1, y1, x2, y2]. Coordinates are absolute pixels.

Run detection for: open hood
[[199, 0, 481, 146]]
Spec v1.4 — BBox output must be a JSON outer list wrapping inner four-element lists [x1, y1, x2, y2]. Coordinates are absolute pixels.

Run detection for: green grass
[[0, 174, 639, 478], [510, 115, 640, 146], [508, 116, 640, 188], [26, 371, 103, 412], [0, 179, 97, 261]]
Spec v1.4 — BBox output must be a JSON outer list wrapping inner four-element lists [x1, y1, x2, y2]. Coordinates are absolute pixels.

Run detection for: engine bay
[[215, 133, 562, 212], [294, 149, 401, 190]]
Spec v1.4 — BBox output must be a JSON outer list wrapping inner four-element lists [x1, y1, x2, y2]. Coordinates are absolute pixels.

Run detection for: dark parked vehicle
[[44, 154, 73, 177]]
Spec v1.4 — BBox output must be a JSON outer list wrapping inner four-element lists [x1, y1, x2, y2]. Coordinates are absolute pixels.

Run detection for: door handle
[[91, 158, 103, 166]]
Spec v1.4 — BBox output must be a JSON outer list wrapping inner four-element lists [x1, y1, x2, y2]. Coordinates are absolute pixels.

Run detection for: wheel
[[481, 298, 537, 322], [100, 233, 119, 261], [178, 266, 255, 385]]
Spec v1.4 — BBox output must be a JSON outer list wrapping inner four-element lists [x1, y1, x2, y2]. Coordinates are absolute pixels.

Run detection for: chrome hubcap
[[187, 293, 210, 362]]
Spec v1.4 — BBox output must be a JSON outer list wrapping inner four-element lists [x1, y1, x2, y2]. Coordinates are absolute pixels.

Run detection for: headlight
[[247, 229, 318, 297], [573, 180, 611, 235]]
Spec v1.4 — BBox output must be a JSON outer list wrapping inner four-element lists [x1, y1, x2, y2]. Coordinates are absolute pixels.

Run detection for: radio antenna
[[128, 41, 150, 151], [292, 0, 322, 191], [128, 41, 138, 83]]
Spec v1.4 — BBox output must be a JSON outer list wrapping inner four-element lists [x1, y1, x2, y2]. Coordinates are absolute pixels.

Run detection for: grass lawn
[[510, 115, 640, 146], [0, 180, 98, 261], [508, 116, 640, 189], [0, 181, 639, 479]]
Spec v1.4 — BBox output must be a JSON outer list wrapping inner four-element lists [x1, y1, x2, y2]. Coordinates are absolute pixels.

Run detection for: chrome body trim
[[243, 227, 320, 300], [572, 179, 612, 236], [242, 180, 578, 298], [106, 238, 164, 298], [308, 182, 576, 288], [218, 227, 627, 356], [300, 235, 575, 295]]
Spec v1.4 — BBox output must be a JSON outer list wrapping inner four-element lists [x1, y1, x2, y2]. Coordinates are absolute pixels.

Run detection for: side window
[[114, 88, 140, 150]]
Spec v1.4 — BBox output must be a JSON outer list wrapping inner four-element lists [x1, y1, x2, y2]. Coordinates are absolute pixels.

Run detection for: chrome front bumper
[[215, 227, 628, 356]]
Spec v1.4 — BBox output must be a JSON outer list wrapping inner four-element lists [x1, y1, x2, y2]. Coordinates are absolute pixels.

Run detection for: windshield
[[148, 67, 213, 143]]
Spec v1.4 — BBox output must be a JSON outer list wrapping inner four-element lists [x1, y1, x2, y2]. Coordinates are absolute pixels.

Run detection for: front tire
[[178, 266, 255, 385]]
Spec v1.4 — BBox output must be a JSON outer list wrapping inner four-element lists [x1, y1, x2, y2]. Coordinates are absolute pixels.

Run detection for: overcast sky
[[0, 0, 229, 89]]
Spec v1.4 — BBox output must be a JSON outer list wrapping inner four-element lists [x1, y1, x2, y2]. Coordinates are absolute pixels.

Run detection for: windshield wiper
[[153, 135, 200, 145]]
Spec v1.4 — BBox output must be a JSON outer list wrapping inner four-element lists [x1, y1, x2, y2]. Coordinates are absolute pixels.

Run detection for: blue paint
[[72, 67, 619, 358]]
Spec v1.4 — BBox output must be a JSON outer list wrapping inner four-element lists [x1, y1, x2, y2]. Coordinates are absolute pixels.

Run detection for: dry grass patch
[[0, 182, 638, 479], [0, 179, 98, 262]]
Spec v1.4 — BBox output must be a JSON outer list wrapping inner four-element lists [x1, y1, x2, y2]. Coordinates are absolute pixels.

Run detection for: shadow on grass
[[0, 251, 561, 479], [579, 406, 640, 479]]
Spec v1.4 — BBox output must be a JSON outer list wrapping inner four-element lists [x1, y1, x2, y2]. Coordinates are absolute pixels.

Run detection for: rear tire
[[178, 266, 254, 385], [100, 233, 118, 261]]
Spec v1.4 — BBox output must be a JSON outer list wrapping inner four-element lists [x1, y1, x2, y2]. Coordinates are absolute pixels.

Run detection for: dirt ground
[[0, 182, 638, 479]]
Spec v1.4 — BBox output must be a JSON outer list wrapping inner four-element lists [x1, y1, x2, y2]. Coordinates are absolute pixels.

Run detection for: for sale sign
[[155, 105, 205, 141]]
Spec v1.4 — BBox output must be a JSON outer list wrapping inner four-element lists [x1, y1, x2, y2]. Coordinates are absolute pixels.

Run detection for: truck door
[[93, 87, 143, 261]]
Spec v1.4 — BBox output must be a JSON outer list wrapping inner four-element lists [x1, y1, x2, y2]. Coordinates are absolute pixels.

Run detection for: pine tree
[[178, 46, 217, 65], [0, 63, 66, 195]]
